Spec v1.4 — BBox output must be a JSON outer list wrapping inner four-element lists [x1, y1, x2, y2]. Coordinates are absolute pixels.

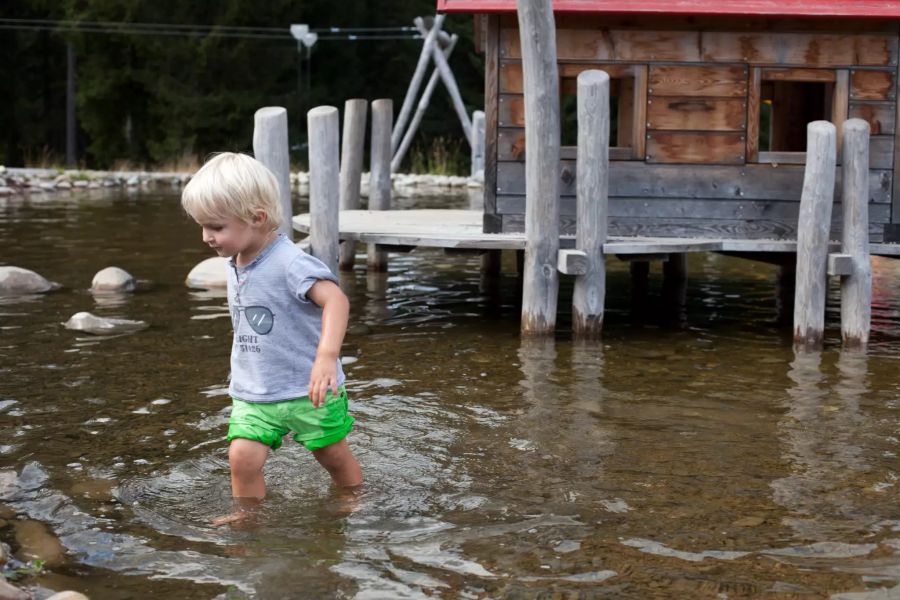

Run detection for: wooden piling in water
[[572, 70, 609, 338], [368, 99, 393, 272], [307, 106, 341, 275], [840, 118, 872, 349], [338, 99, 368, 271], [793, 121, 837, 350], [517, 0, 560, 336], [471, 110, 486, 178], [253, 107, 293, 238]]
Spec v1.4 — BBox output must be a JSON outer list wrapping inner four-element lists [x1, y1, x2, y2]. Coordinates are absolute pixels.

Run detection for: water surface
[[2, 189, 900, 598]]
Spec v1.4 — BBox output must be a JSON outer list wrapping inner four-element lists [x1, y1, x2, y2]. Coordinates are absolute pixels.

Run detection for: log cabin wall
[[484, 14, 899, 241]]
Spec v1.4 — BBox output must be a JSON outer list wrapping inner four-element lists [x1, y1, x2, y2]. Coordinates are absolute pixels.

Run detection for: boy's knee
[[229, 440, 267, 476]]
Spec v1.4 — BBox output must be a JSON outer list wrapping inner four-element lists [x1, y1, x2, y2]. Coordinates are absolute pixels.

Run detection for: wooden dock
[[293, 208, 900, 257]]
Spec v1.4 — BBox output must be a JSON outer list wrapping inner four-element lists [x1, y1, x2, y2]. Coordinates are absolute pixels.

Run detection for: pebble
[[733, 516, 765, 527]]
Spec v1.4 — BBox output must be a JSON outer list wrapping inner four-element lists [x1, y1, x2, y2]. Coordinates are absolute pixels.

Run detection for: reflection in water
[[773, 351, 870, 539]]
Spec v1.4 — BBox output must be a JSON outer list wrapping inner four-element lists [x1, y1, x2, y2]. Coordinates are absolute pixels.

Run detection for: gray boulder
[[64, 312, 147, 336], [0, 267, 55, 295], [91, 267, 136, 292]]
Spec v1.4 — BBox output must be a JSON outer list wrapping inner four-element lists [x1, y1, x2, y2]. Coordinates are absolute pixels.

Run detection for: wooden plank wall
[[488, 14, 900, 241]]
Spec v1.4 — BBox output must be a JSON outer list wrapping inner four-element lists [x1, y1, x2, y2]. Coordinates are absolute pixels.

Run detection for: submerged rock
[[46, 592, 90, 600], [0, 578, 29, 600], [64, 312, 148, 336], [14, 519, 66, 567], [91, 267, 136, 292], [185, 256, 228, 289], [0, 267, 56, 295]]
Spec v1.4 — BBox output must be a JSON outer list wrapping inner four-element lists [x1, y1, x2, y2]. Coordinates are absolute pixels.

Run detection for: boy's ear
[[251, 209, 268, 225]]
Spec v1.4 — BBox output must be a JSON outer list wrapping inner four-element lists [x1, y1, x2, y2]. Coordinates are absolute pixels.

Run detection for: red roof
[[437, 0, 900, 18]]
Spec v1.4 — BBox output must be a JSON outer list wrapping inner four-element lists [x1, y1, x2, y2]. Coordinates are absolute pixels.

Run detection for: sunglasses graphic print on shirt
[[232, 304, 275, 335]]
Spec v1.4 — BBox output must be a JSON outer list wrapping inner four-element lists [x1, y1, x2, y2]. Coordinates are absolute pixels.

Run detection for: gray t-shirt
[[227, 234, 345, 402]]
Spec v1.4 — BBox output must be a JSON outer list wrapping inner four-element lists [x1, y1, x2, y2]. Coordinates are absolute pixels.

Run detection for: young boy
[[181, 153, 362, 523]]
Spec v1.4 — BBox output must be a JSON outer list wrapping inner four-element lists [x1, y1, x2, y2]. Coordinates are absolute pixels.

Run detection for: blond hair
[[181, 153, 283, 229]]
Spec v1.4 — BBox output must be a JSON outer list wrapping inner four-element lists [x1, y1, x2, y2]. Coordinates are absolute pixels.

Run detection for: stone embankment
[[0, 167, 481, 198]]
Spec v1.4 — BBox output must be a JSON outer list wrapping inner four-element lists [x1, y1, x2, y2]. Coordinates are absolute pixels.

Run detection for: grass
[[408, 136, 466, 176]]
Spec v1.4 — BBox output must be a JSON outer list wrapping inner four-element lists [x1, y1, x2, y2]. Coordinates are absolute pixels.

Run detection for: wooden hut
[[439, 0, 900, 244]]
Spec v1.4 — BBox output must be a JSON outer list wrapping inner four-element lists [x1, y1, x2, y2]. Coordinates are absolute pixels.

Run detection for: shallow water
[[2, 189, 900, 599]]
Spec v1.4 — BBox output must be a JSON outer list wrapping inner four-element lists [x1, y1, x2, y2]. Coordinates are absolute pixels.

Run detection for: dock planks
[[292, 209, 900, 256]]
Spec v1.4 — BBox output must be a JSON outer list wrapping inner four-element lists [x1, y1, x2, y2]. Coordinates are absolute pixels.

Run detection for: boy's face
[[198, 216, 257, 259]]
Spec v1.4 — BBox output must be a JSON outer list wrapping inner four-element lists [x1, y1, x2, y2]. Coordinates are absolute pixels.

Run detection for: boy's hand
[[308, 355, 339, 408]]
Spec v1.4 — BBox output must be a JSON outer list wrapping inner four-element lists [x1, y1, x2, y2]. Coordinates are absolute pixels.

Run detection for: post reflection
[[771, 350, 871, 540]]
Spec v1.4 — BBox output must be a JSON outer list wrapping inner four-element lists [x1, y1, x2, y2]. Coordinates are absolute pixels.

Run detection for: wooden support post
[[793, 121, 837, 350], [662, 253, 688, 323], [573, 70, 609, 338], [307, 106, 340, 275], [368, 99, 393, 271], [253, 106, 293, 239], [392, 14, 446, 154], [776, 262, 796, 325], [840, 118, 872, 348], [338, 99, 368, 271], [517, 0, 560, 336], [392, 33, 459, 172], [471, 110, 486, 178], [630, 261, 650, 322]]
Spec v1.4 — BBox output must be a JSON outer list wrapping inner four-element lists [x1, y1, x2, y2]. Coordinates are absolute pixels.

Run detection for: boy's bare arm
[[306, 279, 350, 407]]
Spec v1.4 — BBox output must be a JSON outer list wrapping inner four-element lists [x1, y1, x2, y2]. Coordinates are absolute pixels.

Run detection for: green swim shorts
[[227, 387, 355, 451]]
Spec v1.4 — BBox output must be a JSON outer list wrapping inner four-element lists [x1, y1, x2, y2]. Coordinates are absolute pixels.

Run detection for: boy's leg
[[312, 439, 362, 487], [229, 437, 270, 498]]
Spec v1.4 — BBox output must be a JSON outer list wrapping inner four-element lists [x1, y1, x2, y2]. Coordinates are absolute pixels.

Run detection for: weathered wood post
[[338, 99, 368, 271], [572, 70, 609, 338], [392, 33, 459, 172], [253, 107, 293, 238], [368, 99, 393, 271], [793, 121, 837, 350], [840, 118, 872, 348], [307, 106, 340, 275], [471, 110, 486, 178], [392, 14, 446, 153], [662, 253, 688, 323], [517, 0, 560, 335]]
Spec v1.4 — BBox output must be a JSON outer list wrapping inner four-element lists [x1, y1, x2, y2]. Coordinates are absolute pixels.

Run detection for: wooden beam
[[558, 249, 588, 275], [746, 67, 761, 163], [827, 252, 854, 276], [484, 15, 501, 232], [633, 65, 648, 160]]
